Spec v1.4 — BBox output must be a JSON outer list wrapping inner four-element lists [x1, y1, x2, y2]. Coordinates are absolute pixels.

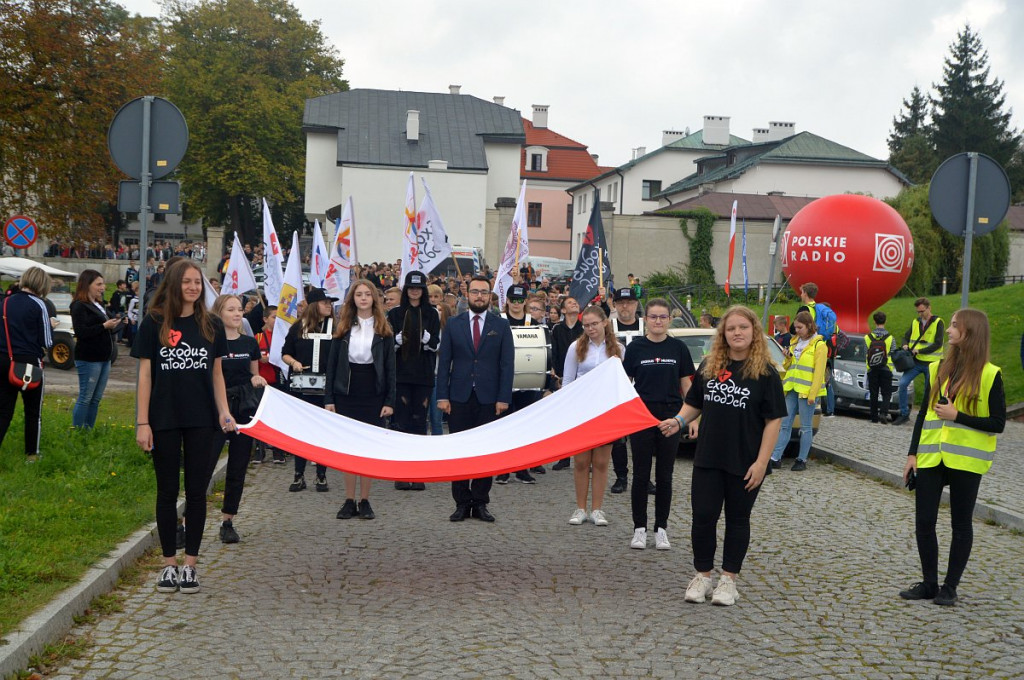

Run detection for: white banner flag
[[495, 180, 529, 309], [398, 172, 418, 286], [222, 232, 258, 296], [269, 231, 303, 378], [325, 197, 355, 304], [415, 178, 453, 276], [310, 219, 330, 290], [261, 198, 285, 306]]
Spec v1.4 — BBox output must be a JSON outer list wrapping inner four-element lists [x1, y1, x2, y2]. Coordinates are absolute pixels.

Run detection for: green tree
[[162, 0, 347, 245], [0, 0, 162, 241], [887, 86, 938, 184]]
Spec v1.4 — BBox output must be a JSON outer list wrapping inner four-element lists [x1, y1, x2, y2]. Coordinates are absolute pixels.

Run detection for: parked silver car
[[830, 336, 909, 416]]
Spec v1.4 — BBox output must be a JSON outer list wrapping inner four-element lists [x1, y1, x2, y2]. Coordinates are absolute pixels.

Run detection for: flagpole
[[598, 247, 604, 293]]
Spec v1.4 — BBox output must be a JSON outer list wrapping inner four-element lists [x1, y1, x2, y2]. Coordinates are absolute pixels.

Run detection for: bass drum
[[511, 326, 550, 391]]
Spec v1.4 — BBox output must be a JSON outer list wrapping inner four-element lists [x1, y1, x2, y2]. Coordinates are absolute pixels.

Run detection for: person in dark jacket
[[387, 270, 440, 491], [70, 269, 124, 428], [326, 280, 396, 520], [0, 267, 53, 460]]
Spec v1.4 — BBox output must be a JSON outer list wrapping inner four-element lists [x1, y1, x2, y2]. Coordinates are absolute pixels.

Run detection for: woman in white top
[[562, 305, 625, 526]]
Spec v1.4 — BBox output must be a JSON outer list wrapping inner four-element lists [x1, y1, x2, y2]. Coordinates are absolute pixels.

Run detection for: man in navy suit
[[437, 275, 515, 522]]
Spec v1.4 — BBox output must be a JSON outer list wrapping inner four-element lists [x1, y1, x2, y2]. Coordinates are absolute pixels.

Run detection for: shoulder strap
[[3, 297, 14, 360]]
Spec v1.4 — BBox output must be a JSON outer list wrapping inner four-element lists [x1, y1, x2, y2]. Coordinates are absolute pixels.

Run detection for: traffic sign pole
[[139, 96, 152, 308], [961, 153, 978, 308]]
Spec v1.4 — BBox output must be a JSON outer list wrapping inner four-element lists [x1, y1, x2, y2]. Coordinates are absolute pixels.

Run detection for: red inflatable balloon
[[782, 194, 913, 334]]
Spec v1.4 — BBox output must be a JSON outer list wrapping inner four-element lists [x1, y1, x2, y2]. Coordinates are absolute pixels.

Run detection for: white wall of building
[[665, 164, 906, 204], [304, 132, 345, 217], [484, 143, 524, 207]]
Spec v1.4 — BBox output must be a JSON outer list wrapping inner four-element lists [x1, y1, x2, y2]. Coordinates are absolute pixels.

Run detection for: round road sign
[[4, 215, 38, 249], [107, 96, 189, 180], [928, 152, 1011, 238]]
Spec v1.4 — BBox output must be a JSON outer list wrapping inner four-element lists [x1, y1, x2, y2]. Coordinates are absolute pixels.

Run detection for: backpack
[[866, 332, 888, 368], [813, 302, 837, 341]]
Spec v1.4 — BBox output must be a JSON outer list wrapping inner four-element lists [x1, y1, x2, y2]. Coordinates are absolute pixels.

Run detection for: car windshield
[[674, 332, 785, 369], [836, 336, 867, 362]]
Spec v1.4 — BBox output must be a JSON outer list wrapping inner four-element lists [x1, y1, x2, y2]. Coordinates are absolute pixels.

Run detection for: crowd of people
[[44, 239, 208, 263], [0, 261, 1008, 609]]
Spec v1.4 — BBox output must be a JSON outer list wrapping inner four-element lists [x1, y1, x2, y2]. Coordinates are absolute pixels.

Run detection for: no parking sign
[[4, 215, 38, 249]]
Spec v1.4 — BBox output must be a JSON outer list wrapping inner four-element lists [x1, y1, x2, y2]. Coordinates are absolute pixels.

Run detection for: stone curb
[[0, 456, 229, 679], [812, 445, 1024, 532]]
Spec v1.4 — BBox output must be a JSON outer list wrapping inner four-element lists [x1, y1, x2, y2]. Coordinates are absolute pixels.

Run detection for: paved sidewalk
[[36, 443, 1024, 679]]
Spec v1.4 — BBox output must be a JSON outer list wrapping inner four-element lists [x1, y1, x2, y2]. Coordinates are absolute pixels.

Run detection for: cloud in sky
[[125, 0, 1022, 167]]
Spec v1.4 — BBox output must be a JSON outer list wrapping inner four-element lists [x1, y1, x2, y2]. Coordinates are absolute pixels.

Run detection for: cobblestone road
[[49, 443, 1024, 679]]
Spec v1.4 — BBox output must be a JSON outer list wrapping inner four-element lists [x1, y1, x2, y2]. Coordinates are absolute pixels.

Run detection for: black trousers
[[152, 426, 219, 557], [691, 465, 762, 573], [629, 402, 681, 530], [611, 438, 628, 479], [867, 367, 893, 421], [915, 462, 982, 587], [449, 391, 499, 507], [210, 430, 253, 516], [394, 382, 432, 435], [0, 355, 44, 455]]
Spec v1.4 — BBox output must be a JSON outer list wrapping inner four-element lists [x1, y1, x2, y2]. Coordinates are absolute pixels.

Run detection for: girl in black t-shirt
[[133, 260, 235, 595], [210, 295, 267, 544], [326, 280, 396, 520], [673, 305, 786, 606], [622, 298, 696, 551], [281, 287, 337, 492]]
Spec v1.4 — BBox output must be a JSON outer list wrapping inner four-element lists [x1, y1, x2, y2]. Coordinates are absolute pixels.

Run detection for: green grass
[[0, 392, 155, 638], [750, 283, 1024, 404]]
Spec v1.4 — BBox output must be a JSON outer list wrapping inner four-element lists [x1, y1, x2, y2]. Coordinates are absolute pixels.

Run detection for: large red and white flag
[[269, 231, 303, 378], [398, 172, 418, 285], [222, 232, 258, 296], [240, 358, 656, 481], [325, 197, 356, 304], [261, 198, 285, 306], [310, 219, 330, 290], [495, 180, 529, 308], [725, 199, 737, 295]]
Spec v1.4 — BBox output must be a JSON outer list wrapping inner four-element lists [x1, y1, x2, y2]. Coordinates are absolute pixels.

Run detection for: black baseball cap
[[508, 285, 528, 301], [614, 287, 636, 301], [305, 287, 338, 304], [404, 270, 428, 290]]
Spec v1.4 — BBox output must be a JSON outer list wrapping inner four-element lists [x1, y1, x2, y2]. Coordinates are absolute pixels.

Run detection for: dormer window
[[525, 145, 548, 172]]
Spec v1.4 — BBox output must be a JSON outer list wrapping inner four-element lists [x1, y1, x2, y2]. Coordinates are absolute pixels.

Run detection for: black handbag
[[227, 383, 264, 424], [891, 348, 916, 372]]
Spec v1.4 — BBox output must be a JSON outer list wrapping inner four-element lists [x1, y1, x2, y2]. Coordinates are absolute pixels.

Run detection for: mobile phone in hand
[[905, 469, 917, 491], [937, 396, 949, 405]]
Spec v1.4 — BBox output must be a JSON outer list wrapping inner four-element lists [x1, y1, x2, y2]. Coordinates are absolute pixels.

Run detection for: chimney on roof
[[662, 130, 686, 146], [702, 115, 731, 146], [493, 96, 505, 106], [449, 84, 461, 95], [427, 159, 448, 170], [752, 127, 770, 143], [532, 105, 549, 129], [767, 121, 795, 142], [406, 110, 419, 142], [632, 146, 647, 160]]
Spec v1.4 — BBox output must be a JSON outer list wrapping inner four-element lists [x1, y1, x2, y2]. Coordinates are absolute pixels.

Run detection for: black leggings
[[629, 403, 681, 530], [691, 465, 761, 573], [210, 430, 253, 516], [915, 462, 982, 587], [152, 426, 219, 557]]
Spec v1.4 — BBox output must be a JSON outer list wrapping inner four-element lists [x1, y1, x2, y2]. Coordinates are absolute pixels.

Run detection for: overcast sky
[[121, 0, 1023, 168]]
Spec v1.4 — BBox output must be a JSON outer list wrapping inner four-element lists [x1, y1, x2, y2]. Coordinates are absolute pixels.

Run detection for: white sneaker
[[712, 573, 739, 606], [590, 509, 608, 526], [568, 508, 588, 525], [684, 573, 714, 603], [630, 528, 647, 549], [655, 528, 671, 550]]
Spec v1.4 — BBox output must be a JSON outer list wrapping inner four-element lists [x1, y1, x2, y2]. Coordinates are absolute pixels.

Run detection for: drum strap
[[304, 318, 333, 375], [613, 317, 644, 345]]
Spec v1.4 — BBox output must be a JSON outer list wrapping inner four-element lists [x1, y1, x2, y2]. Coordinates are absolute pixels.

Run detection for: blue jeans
[[771, 390, 816, 462], [73, 360, 111, 428], [428, 383, 444, 435], [898, 361, 931, 417]]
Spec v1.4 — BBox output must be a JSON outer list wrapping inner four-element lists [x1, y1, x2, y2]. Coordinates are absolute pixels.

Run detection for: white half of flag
[[222, 232, 258, 296]]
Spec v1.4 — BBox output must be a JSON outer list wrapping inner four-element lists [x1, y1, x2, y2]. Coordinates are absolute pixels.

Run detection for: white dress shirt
[[348, 316, 375, 364]]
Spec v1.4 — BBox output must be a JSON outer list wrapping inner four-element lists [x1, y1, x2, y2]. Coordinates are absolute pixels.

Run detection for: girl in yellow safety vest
[[769, 311, 827, 471], [900, 309, 1005, 607]]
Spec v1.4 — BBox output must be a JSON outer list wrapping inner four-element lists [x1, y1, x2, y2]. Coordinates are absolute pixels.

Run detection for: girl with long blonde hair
[[900, 308, 1005, 606], [562, 306, 624, 526], [672, 305, 786, 606]]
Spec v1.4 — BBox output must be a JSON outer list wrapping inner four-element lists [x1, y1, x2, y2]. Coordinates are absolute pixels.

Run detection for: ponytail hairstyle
[[574, 305, 622, 364], [930, 308, 989, 415]]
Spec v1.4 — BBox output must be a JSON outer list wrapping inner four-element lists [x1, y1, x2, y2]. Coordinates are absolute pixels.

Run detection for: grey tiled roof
[[303, 89, 525, 170]]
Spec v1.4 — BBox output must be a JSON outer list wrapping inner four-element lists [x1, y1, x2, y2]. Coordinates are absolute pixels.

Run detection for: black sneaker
[[495, 474, 510, 485], [899, 581, 939, 600], [336, 499, 357, 519], [531, 466, 546, 474], [156, 565, 179, 593], [358, 499, 375, 520], [933, 583, 958, 606], [891, 415, 910, 426], [219, 521, 239, 544], [791, 460, 807, 472], [409, 482, 425, 491], [769, 459, 782, 469], [179, 565, 200, 594], [394, 481, 412, 490], [272, 450, 286, 464], [289, 474, 306, 492], [610, 477, 628, 494], [251, 446, 265, 464], [552, 459, 571, 471], [175, 523, 186, 550], [515, 471, 537, 484], [315, 474, 329, 492]]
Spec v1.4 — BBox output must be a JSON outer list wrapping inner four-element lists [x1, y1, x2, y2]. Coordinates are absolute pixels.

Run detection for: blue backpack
[[814, 302, 837, 341]]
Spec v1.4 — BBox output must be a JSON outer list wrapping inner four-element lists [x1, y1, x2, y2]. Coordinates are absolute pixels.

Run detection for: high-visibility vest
[[782, 334, 828, 398], [917, 361, 1000, 474], [909, 316, 944, 362]]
